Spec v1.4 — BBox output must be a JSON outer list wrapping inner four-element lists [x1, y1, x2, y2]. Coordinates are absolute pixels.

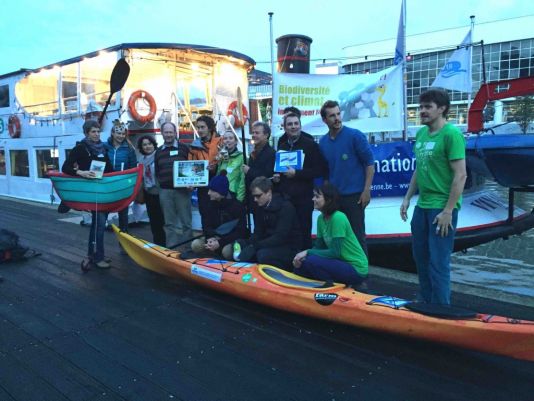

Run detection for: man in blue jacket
[[319, 100, 375, 255]]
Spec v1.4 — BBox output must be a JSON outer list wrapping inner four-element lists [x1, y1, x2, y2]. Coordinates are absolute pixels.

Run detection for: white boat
[[1, 43, 532, 272], [0, 43, 254, 203]]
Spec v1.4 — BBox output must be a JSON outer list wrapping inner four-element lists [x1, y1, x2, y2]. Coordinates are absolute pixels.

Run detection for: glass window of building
[[10, 150, 30, 177], [0, 149, 6, 175], [36, 148, 59, 178]]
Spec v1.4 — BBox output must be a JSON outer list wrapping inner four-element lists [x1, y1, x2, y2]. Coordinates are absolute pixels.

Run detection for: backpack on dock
[[0, 229, 35, 263]]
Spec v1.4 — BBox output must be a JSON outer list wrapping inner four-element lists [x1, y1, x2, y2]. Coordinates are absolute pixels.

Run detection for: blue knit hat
[[208, 170, 229, 196]]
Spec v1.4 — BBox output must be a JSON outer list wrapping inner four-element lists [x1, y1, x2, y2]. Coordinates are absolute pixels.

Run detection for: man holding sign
[[275, 111, 326, 249]]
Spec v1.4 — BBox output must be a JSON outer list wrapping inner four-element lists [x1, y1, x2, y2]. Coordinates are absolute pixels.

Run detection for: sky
[[1, 0, 533, 76]]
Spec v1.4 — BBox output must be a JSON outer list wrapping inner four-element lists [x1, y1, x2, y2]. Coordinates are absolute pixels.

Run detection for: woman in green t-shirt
[[293, 183, 368, 285]]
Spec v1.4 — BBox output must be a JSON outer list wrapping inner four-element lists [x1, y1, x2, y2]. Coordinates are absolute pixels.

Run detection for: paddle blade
[[110, 58, 130, 93]]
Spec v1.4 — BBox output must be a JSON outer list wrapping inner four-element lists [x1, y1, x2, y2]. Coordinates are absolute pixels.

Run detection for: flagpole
[[466, 15, 475, 131], [269, 12, 275, 131], [402, 0, 407, 141]]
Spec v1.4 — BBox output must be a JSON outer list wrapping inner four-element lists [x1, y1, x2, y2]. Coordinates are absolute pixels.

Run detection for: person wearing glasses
[[232, 176, 302, 271], [242, 121, 275, 212]]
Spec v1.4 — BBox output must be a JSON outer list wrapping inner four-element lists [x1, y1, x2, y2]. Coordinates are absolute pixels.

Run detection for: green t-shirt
[[414, 123, 465, 209], [312, 211, 368, 276]]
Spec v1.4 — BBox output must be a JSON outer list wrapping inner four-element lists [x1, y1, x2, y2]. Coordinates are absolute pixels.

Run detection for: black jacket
[[251, 193, 302, 251], [245, 144, 275, 190], [276, 134, 327, 200], [62, 141, 112, 175], [204, 197, 248, 248]]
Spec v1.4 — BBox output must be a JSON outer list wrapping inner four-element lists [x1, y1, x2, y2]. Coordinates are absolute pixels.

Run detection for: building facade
[[341, 15, 534, 133]]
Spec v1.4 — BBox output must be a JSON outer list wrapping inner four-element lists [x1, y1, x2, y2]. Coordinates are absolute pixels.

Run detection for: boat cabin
[[0, 43, 254, 203]]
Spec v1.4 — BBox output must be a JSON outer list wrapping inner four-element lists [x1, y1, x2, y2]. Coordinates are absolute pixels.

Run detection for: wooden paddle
[[98, 58, 130, 125]]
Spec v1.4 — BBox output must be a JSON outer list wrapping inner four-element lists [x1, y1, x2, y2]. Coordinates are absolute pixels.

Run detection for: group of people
[[65, 88, 466, 306]]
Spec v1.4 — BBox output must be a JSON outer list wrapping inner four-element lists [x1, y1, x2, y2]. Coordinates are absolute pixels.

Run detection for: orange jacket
[[188, 135, 222, 174]]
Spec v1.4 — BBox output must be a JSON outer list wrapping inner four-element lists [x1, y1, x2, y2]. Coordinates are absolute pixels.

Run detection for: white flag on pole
[[431, 30, 472, 92], [394, 0, 405, 65]]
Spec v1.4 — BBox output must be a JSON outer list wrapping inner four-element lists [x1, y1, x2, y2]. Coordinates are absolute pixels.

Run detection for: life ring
[[8, 115, 21, 138], [128, 90, 157, 123], [227, 101, 248, 128]]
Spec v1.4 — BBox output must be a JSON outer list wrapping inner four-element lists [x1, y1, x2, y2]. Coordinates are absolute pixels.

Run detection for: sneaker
[[95, 260, 111, 269], [232, 242, 241, 261]]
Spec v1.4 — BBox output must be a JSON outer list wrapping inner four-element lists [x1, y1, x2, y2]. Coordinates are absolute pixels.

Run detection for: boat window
[[0, 85, 9, 108], [80, 53, 116, 114], [15, 68, 59, 117], [10, 150, 30, 177], [0, 149, 6, 175], [36, 148, 59, 178], [61, 63, 78, 114]]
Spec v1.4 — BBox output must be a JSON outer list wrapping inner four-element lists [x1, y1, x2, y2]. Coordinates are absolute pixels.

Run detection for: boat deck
[[1, 197, 533, 401]]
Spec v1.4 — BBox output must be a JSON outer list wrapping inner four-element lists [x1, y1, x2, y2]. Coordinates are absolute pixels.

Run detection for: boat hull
[[113, 225, 534, 362], [466, 134, 534, 187], [49, 166, 142, 212], [362, 189, 534, 271]]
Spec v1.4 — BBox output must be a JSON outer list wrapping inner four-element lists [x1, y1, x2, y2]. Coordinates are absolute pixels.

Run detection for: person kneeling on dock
[[293, 183, 368, 286], [232, 176, 302, 271], [190, 171, 247, 259]]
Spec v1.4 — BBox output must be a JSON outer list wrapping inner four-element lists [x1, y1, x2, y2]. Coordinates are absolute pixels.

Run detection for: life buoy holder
[[8, 115, 21, 138], [128, 90, 157, 124], [227, 101, 248, 128]]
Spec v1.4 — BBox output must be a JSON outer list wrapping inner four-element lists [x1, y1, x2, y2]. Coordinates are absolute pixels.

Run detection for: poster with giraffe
[[272, 64, 403, 136]]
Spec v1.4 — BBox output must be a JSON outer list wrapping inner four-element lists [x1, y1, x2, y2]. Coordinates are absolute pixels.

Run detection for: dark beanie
[[208, 170, 229, 196]]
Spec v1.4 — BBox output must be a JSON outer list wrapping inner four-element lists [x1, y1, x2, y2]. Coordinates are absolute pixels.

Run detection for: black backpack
[[0, 229, 30, 263]]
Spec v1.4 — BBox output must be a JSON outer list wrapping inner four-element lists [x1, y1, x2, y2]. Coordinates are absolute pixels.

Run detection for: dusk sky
[[1, 0, 532, 75]]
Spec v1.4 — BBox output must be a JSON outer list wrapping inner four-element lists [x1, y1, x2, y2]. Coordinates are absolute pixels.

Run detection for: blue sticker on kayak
[[206, 259, 227, 264], [191, 265, 222, 283], [232, 262, 254, 268], [367, 296, 410, 309]]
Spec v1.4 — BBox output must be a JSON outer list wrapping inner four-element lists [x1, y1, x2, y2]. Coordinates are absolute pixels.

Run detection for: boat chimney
[[276, 34, 313, 73]]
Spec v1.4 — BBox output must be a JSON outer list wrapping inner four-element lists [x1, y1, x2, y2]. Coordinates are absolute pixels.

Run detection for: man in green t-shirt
[[400, 88, 467, 305]]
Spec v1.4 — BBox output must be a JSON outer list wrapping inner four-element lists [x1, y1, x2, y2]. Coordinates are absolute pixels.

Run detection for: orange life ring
[[128, 90, 157, 123], [8, 115, 21, 138], [227, 101, 248, 128]]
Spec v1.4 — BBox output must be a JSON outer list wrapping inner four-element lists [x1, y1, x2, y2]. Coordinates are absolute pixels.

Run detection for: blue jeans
[[88, 211, 107, 263], [411, 206, 458, 305], [295, 254, 367, 286]]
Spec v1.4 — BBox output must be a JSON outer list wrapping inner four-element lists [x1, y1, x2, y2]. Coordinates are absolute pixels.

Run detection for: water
[[451, 183, 534, 297]]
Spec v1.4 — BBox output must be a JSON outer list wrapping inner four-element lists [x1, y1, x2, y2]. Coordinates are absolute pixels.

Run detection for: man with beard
[[319, 100, 375, 255], [400, 88, 467, 305]]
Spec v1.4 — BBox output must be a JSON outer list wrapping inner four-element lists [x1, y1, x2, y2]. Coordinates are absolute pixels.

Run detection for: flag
[[393, 0, 405, 65], [431, 30, 472, 92]]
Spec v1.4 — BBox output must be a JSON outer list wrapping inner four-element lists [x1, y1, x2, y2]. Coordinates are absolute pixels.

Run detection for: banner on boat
[[272, 65, 403, 135], [371, 141, 415, 197]]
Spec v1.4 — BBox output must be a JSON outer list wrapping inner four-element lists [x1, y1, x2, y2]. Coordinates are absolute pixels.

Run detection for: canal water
[[451, 184, 534, 297]]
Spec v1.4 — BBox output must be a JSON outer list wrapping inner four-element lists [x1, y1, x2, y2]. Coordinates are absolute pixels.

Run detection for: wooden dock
[[1, 197, 533, 401]]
